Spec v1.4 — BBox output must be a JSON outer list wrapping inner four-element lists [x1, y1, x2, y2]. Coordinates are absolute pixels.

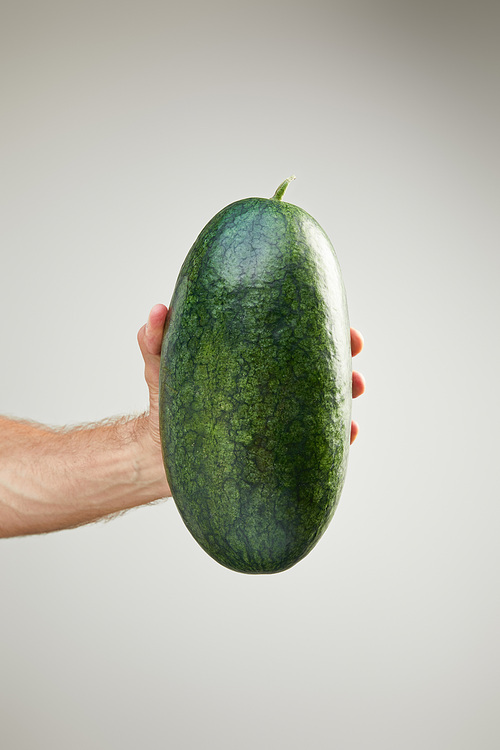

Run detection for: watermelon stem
[[272, 175, 296, 201]]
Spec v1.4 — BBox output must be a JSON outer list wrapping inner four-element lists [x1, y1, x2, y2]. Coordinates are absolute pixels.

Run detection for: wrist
[[131, 413, 171, 505]]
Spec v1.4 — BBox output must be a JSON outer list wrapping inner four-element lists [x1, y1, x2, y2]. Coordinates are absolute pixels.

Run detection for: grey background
[[1, 1, 499, 748]]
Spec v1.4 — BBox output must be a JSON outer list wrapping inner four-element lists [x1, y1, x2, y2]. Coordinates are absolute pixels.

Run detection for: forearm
[[0, 415, 170, 538]]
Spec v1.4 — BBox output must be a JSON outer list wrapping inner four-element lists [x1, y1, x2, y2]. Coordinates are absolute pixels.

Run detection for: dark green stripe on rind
[[160, 197, 351, 573]]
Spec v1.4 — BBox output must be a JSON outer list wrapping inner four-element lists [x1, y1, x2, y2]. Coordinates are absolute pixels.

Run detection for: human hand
[[350, 328, 365, 444], [137, 304, 170, 448], [138, 307, 365, 448]]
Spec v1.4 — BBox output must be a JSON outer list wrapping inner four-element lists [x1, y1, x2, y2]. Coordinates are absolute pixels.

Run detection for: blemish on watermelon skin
[[159, 181, 351, 574]]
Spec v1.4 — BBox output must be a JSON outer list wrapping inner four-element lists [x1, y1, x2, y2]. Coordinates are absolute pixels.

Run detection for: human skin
[[0, 305, 364, 538]]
